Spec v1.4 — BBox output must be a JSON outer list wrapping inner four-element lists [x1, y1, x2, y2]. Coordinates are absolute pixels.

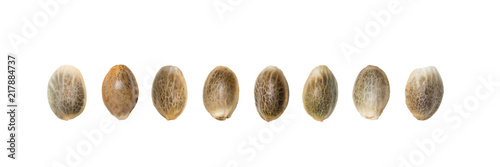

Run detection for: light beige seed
[[405, 66, 444, 120], [303, 65, 338, 122], [102, 65, 139, 120], [254, 66, 289, 122], [152, 66, 187, 120], [203, 66, 239, 121], [47, 65, 86, 121], [352, 65, 390, 120]]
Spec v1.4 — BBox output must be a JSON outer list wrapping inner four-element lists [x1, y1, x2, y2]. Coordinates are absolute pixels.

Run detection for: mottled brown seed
[[152, 66, 187, 120], [203, 66, 239, 121], [303, 65, 338, 122], [405, 66, 444, 120], [352, 65, 390, 120], [102, 65, 139, 120], [254, 66, 289, 122], [47, 65, 86, 121]]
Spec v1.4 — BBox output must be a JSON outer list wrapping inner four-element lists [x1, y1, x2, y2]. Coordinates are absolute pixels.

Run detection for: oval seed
[[405, 66, 444, 120], [203, 66, 239, 121], [152, 66, 188, 120], [254, 66, 289, 122], [303, 65, 338, 122], [47, 65, 86, 121], [352, 65, 390, 120], [102, 65, 139, 120]]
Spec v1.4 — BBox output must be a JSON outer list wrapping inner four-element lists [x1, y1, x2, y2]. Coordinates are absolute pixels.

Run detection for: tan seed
[[405, 66, 444, 120], [303, 65, 338, 122], [102, 65, 139, 120], [203, 66, 239, 121], [352, 65, 390, 120], [152, 66, 188, 120], [47, 65, 86, 121], [254, 66, 289, 122]]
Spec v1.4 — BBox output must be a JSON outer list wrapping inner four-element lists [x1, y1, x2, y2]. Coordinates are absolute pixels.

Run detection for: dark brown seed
[[352, 65, 390, 120], [254, 66, 289, 122], [203, 66, 239, 121], [102, 65, 139, 120], [152, 66, 187, 120], [405, 66, 444, 120], [47, 65, 86, 121], [303, 65, 338, 122]]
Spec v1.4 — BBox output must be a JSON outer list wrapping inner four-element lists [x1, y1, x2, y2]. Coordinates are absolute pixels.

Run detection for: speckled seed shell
[[152, 66, 187, 120], [203, 66, 239, 121], [303, 65, 338, 122], [47, 65, 86, 121], [254, 66, 289, 122], [102, 65, 139, 120], [405, 66, 444, 120], [352, 65, 390, 120]]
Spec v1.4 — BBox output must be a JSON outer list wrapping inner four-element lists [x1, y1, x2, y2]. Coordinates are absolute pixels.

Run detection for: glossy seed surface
[[152, 66, 187, 120], [47, 65, 86, 121], [254, 66, 289, 122], [203, 66, 239, 121], [303, 65, 338, 122], [352, 65, 390, 120], [102, 65, 139, 120], [405, 66, 444, 120]]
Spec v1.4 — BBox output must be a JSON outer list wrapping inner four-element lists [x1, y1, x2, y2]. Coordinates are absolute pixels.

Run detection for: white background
[[1, 0, 500, 166]]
